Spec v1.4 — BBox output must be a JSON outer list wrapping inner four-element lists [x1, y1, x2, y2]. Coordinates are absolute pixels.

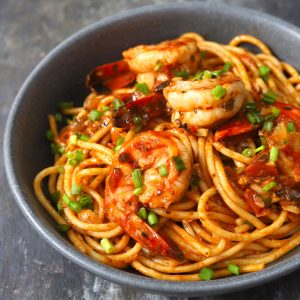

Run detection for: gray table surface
[[1, 0, 300, 299]]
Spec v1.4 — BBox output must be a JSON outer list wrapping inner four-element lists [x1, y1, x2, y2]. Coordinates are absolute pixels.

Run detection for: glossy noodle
[[34, 33, 300, 281]]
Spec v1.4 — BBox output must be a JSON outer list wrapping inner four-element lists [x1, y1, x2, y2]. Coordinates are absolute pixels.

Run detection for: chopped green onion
[[75, 150, 84, 162], [138, 207, 148, 219], [242, 148, 252, 157], [68, 200, 82, 212], [262, 91, 279, 104], [58, 102, 73, 110], [199, 267, 214, 281], [158, 164, 169, 177], [113, 98, 124, 110], [51, 191, 60, 202], [62, 194, 72, 205], [174, 69, 189, 79], [287, 121, 296, 133], [89, 109, 101, 121], [100, 238, 114, 254], [203, 70, 212, 79], [79, 134, 89, 141], [55, 113, 63, 122], [68, 150, 84, 166], [57, 224, 70, 232], [193, 71, 204, 80], [228, 264, 240, 276], [262, 181, 277, 192], [154, 60, 163, 72], [71, 184, 82, 195], [271, 106, 280, 118], [269, 147, 279, 163], [51, 143, 65, 155], [211, 85, 227, 100], [148, 212, 158, 226], [264, 197, 272, 207], [102, 106, 110, 113], [135, 83, 150, 95], [69, 134, 78, 145], [245, 102, 257, 110], [115, 136, 125, 149], [133, 115, 142, 125], [132, 169, 143, 189], [134, 187, 143, 196], [46, 130, 54, 141], [223, 62, 232, 72], [57, 201, 63, 214], [190, 172, 200, 187], [247, 111, 263, 124], [255, 145, 266, 153], [172, 156, 186, 171], [57, 165, 65, 174], [211, 69, 223, 78], [264, 114, 275, 122], [263, 121, 274, 132], [78, 194, 92, 208], [259, 65, 270, 82]]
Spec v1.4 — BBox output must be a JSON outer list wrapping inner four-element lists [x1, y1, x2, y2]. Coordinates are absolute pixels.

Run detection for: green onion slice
[[89, 109, 101, 121], [100, 238, 114, 254], [148, 212, 158, 226], [269, 147, 279, 163], [199, 267, 214, 281], [228, 264, 240, 275], [211, 85, 227, 100], [71, 184, 82, 195], [132, 169, 143, 189], [259, 65, 270, 82], [287, 121, 296, 132], [262, 181, 277, 192], [242, 148, 252, 157], [138, 207, 148, 220], [135, 83, 150, 95], [262, 91, 279, 104], [113, 98, 124, 110], [172, 156, 186, 171], [158, 164, 169, 177]]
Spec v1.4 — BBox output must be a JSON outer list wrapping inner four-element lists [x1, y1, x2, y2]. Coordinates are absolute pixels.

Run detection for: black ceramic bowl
[[4, 2, 300, 296]]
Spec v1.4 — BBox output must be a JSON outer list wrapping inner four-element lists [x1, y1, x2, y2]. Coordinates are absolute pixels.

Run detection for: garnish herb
[[228, 264, 240, 275], [100, 238, 114, 254], [287, 121, 296, 132], [199, 267, 214, 280], [259, 65, 270, 82], [89, 109, 101, 121], [242, 148, 252, 157], [158, 164, 169, 177], [269, 147, 279, 163], [135, 83, 150, 95], [172, 156, 186, 171], [148, 212, 158, 226], [262, 181, 277, 192], [113, 98, 124, 110], [132, 169, 143, 189], [138, 207, 148, 220], [211, 85, 227, 100]]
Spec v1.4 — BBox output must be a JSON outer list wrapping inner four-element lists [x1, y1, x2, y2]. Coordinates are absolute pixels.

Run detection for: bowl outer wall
[[4, 2, 300, 296]]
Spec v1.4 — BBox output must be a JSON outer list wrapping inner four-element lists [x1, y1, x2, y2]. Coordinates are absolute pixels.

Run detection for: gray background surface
[[1, 0, 300, 299]]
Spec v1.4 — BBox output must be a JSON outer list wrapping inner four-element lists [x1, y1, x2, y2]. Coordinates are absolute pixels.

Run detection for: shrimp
[[105, 130, 192, 258], [123, 36, 201, 90], [164, 72, 248, 129]]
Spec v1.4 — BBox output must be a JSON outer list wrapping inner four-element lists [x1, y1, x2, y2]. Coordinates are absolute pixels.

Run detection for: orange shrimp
[[105, 130, 192, 258]]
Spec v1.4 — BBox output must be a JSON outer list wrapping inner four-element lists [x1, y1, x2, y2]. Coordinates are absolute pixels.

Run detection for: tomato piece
[[274, 101, 300, 130], [214, 117, 256, 141], [244, 152, 278, 179], [86, 60, 136, 92], [244, 189, 268, 216]]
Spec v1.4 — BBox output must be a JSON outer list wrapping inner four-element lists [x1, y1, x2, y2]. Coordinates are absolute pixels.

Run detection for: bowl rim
[[4, 1, 300, 296]]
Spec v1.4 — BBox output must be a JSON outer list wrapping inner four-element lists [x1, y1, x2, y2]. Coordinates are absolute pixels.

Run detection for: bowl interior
[[5, 2, 300, 296]]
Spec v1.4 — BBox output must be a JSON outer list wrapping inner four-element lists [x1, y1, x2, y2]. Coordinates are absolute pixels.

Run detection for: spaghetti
[[34, 33, 300, 281]]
